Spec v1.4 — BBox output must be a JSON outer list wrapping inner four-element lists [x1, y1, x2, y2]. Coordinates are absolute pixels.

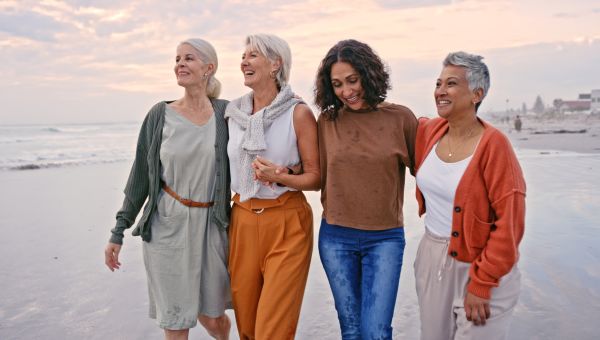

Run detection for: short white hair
[[180, 38, 222, 98], [245, 33, 291, 87], [443, 51, 490, 111]]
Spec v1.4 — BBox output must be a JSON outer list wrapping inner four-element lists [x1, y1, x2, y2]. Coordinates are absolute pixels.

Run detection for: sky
[[0, 0, 599, 124]]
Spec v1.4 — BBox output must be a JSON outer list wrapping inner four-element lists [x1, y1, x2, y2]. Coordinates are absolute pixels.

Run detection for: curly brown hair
[[314, 39, 390, 120]]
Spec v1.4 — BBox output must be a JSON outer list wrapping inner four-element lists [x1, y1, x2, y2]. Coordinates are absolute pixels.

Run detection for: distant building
[[579, 93, 591, 100], [552, 89, 599, 114], [592, 89, 600, 112], [559, 100, 591, 113]]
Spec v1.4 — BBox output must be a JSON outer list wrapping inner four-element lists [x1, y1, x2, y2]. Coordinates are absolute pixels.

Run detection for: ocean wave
[[0, 138, 35, 144], [3, 158, 132, 171], [1, 122, 138, 171]]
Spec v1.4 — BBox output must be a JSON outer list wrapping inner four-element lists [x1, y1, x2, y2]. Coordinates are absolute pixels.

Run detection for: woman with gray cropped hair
[[413, 51, 525, 339], [226, 33, 320, 339], [105, 38, 232, 340]]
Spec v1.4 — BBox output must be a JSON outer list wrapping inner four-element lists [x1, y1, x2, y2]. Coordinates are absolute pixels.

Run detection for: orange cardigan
[[415, 117, 526, 299]]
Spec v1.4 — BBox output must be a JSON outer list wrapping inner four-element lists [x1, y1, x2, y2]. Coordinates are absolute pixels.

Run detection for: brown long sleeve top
[[318, 103, 417, 230]]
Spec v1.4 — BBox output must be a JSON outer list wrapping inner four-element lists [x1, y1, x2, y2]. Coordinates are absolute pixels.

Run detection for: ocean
[[0, 122, 139, 171]]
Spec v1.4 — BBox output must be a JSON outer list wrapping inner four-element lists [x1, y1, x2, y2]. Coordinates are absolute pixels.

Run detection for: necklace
[[446, 127, 475, 158]]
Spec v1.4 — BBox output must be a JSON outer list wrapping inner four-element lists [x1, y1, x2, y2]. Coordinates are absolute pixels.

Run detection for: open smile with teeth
[[244, 70, 255, 76], [345, 95, 360, 104], [437, 99, 451, 106]]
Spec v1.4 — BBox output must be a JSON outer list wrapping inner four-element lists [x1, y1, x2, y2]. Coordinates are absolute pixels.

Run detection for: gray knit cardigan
[[109, 99, 231, 245]]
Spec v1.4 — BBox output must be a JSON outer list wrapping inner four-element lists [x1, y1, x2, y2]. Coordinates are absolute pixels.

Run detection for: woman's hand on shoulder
[[104, 242, 122, 272]]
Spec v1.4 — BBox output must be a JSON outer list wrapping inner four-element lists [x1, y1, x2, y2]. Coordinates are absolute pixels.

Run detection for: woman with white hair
[[104, 38, 232, 340], [414, 51, 525, 339], [225, 33, 320, 340]]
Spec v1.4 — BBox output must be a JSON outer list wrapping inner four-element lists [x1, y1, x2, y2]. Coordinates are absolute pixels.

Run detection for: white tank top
[[416, 142, 472, 237], [228, 104, 300, 199]]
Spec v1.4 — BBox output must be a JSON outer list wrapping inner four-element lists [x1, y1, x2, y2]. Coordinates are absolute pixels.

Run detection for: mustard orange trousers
[[229, 191, 313, 340]]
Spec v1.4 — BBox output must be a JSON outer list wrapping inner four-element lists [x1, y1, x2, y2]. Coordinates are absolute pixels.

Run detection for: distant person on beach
[[414, 51, 526, 339], [514, 115, 522, 132], [104, 39, 231, 340], [313, 39, 417, 339], [225, 33, 320, 340]]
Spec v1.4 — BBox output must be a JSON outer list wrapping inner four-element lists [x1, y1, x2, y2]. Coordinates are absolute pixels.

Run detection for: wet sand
[[1, 124, 599, 339]]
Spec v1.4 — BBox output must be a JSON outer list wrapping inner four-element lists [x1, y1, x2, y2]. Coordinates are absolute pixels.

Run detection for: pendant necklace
[[446, 127, 474, 158]]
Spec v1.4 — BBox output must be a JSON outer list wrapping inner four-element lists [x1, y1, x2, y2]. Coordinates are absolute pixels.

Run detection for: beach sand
[[1, 117, 599, 339], [495, 113, 600, 154]]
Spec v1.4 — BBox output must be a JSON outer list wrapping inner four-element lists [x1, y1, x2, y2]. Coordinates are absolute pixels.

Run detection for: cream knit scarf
[[225, 84, 302, 201]]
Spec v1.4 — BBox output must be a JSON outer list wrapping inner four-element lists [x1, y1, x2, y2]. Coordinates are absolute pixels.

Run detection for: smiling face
[[240, 46, 279, 90], [330, 61, 367, 111], [174, 43, 212, 88], [434, 65, 482, 119]]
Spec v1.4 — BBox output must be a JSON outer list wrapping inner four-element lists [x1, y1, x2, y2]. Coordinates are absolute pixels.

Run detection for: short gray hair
[[443, 51, 490, 111], [180, 38, 222, 98], [245, 33, 291, 88]]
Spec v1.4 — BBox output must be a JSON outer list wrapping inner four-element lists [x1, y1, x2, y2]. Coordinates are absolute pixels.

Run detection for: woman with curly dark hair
[[315, 39, 418, 339]]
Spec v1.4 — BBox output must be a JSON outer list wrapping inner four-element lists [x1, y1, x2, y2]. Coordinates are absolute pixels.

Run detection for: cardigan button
[[490, 224, 497, 231], [452, 231, 459, 237], [454, 206, 461, 213], [450, 251, 458, 257]]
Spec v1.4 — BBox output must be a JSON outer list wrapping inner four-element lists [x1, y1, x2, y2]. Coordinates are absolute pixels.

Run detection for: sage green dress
[[142, 105, 231, 330]]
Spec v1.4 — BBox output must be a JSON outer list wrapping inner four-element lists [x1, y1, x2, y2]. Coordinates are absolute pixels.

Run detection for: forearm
[[276, 170, 320, 191], [467, 191, 525, 298], [110, 160, 150, 244], [111, 196, 143, 244]]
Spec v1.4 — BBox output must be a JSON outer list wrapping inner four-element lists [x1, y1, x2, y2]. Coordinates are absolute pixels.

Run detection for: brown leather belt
[[161, 181, 214, 208], [232, 191, 304, 214]]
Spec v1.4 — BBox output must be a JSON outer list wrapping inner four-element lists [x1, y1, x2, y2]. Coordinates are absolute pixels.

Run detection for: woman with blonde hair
[[104, 38, 232, 340]]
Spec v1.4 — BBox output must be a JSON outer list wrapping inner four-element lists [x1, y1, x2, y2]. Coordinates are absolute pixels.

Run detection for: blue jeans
[[318, 219, 405, 340]]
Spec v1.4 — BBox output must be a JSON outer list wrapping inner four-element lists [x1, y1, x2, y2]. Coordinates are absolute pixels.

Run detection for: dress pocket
[[469, 213, 492, 249], [148, 194, 188, 249]]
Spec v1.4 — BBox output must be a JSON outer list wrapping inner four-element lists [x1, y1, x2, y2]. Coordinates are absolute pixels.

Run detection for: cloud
[[0, 0, 599, 124], [375, 0, 452, 10], [554, 12, 580, 18], [0, 10, 69, 41]]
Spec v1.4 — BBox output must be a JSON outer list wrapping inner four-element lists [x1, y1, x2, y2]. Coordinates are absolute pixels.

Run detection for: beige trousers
[[414, 229, 521, 340]]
